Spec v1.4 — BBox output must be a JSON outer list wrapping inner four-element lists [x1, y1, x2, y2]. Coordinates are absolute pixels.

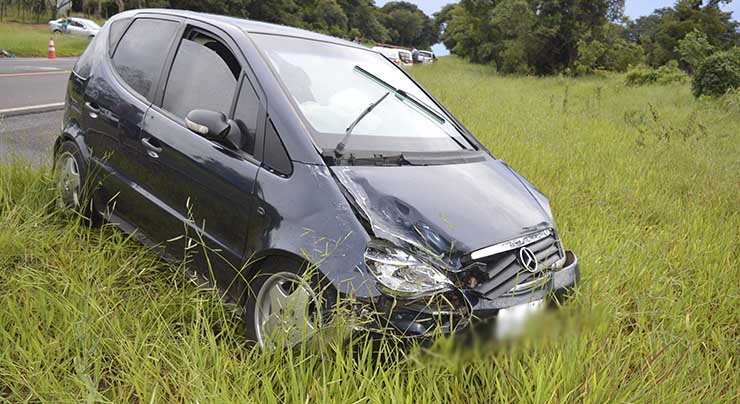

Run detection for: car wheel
[[53, 29, 62, 35], [243, 257, 326, 349], [54, 141, 100, 224]]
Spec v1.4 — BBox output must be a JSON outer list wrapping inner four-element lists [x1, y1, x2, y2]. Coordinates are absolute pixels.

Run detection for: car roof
[[117, 9, 366, 50]]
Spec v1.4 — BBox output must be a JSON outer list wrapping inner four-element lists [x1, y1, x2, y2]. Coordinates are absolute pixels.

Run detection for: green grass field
[[0, 22, 92, 57], [1, 57, 739, 402]]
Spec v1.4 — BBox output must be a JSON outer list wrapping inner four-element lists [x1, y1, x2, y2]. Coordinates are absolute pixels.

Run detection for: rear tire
[[53, 141, 101, 225]]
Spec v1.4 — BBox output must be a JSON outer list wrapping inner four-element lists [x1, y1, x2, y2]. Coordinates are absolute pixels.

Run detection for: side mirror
[[185, 109, 232, 140]]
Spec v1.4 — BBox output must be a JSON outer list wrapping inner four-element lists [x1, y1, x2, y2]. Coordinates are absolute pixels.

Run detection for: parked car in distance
[[56, 9, 579, 348], [49, 17, 100, 37], [417, 50, 436, 64], [372, 46, 413, 67]]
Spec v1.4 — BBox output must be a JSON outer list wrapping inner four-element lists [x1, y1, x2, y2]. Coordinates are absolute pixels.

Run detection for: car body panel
[[331, 159, 554, 263]]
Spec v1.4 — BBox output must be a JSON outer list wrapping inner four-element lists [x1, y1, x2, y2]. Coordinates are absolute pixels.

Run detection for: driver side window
[[162, 30, 240, 120]]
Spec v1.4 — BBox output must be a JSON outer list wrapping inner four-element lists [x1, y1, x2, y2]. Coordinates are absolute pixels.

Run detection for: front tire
[[243, 257, 326, 349]]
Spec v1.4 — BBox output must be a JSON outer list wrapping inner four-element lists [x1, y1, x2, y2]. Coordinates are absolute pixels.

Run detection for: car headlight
[[364, 241, 453, 298]]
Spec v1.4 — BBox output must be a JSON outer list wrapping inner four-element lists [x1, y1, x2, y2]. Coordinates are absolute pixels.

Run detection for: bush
[[692, 48, 740, 98], [625, 66, 658, 86], [625, 62, 688, 86]]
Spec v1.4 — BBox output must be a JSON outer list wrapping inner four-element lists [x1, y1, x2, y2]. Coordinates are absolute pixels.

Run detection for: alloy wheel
[[254, 272, 321, 348], [55, 151, 81, 209]]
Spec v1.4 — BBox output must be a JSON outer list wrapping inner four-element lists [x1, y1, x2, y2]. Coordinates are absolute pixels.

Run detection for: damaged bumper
[[359, 250, 580, 337]]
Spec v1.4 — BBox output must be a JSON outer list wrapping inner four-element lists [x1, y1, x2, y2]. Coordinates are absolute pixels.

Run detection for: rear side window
[[73, 34, 99, 78], [108, 17, 131, 57], [112, 18, 178, 101], [162, 31, 240, 119]]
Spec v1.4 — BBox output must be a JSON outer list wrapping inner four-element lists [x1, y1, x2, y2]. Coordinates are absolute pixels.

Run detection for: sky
[[375, 0, 740, 55]]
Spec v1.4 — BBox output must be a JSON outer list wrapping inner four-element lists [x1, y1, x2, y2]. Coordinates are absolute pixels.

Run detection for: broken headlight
[[364, 241, 453, 298]]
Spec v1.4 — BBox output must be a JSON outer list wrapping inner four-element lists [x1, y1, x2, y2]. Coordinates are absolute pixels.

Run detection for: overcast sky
[[374, 0, 740, 55]]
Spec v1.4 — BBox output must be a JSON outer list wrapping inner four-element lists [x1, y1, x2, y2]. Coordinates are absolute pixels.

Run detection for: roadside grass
[[1, 57, 739, 402], [0, 22, 91, 57]]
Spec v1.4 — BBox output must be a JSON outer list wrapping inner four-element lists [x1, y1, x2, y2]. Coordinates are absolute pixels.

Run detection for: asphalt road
[[0, 58, 76, 164], [0, 110, 60, 164], [0, 57, 77, 110]]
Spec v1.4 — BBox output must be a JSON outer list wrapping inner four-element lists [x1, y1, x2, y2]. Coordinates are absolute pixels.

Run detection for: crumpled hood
[[331, 158, 554, 264]]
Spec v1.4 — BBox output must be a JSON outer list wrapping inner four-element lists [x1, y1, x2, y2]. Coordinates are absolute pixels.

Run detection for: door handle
[[141, 137, 162, 158], [85, 102, 100, 119]]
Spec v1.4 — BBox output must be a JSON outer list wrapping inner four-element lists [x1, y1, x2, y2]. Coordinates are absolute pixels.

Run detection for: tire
[[53, 141, 101, 225], [243, 256, 330, 348]]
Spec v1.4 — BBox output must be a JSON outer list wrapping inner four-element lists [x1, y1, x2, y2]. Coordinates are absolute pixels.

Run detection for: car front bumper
[[361, 250, 580, 337]]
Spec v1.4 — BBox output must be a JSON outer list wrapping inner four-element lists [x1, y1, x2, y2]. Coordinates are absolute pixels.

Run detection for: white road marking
[[15, 66, 62, 71], [0, 102, 65, 115]]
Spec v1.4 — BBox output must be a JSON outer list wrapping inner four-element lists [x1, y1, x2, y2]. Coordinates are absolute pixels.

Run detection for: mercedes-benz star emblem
[[518, 247, 540, 273]]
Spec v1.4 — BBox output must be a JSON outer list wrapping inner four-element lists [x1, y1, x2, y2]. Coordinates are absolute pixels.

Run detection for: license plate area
[[495, 299, 545, 340]]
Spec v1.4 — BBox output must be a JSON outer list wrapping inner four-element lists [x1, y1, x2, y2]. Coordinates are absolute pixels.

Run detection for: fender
[[246, 162, 382, 300]]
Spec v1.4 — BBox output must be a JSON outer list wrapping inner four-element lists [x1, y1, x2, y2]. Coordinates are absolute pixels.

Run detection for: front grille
[[471, 229, 564, 299]]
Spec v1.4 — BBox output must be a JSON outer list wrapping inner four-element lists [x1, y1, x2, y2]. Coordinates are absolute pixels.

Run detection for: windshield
[[252, 34, 470, 154]]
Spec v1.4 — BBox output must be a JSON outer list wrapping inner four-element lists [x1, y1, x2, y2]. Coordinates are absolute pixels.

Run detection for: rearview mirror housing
[[185, 109, 232, 140]]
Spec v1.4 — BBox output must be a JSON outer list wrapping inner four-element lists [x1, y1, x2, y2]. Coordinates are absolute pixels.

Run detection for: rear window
[[112, 18, 178, 101]]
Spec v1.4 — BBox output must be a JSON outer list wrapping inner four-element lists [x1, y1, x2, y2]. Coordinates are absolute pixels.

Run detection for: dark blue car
[[54, 9, 579, 347]]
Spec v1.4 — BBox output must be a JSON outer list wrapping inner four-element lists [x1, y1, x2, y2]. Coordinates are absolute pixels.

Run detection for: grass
[[0, 22, 92, 57], [1, 56, 739, 402]]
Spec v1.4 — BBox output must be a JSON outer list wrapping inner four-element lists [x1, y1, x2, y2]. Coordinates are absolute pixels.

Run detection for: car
[[55, 9, 579, 348], [49, 17, 101, 37], [417, 50, 436, 64], [371, 46, 413, 67]]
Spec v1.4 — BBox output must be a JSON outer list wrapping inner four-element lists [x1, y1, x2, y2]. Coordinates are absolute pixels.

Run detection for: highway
[[0, 58, 76, 163], [0, 57, 76, 111]]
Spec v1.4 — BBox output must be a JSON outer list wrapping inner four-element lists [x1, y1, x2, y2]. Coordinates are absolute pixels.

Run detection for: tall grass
[[1, 57, 739, 402]]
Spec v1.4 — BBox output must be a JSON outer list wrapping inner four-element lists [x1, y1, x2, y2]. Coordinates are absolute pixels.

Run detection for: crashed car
[[55, 9, 579, 347]]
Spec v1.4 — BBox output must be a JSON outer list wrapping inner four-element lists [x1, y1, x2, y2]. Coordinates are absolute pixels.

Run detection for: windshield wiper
[[353, 65, 445, 125], [334, 92, 390, 157]]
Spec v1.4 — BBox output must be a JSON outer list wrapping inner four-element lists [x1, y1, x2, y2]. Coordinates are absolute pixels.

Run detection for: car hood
[[331, 158, 554, 264]]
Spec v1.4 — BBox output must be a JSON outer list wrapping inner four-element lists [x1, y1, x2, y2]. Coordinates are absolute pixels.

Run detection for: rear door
[[83, 16, 181, 226], [133, 22, 265, 296]]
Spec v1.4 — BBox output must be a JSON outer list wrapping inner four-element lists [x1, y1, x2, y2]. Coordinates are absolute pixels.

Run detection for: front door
[[132, 25, 265, 298]]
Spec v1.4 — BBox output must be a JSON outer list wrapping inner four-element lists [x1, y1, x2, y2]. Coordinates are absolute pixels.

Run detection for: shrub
[[692, 48, 740, 98], [625, 62, 688, 86]]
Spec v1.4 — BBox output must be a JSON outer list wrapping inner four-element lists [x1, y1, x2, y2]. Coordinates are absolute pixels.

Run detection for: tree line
[[0, 0, 440, 49], [437, 0, 739, 76]]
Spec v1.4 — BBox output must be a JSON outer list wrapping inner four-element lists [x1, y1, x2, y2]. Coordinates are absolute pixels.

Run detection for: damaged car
[[55, 9, 579, 348]]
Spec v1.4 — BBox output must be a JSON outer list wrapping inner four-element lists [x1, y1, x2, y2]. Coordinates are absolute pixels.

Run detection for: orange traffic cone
[[47, 36, 57, 59]]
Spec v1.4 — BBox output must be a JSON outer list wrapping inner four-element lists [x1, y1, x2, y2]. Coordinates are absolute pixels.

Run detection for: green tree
[[676, 29, 715, 72], [304, 0, 348, 37], [377, 1, 438, 48], [337, 0, 389, 42], [445, 0, 624, 74], [626, 1, 739, 67]]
